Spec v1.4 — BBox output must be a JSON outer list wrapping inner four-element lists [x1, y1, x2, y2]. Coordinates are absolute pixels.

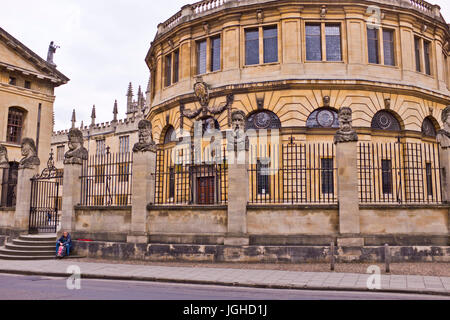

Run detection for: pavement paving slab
[[0, 260, 449, 297]]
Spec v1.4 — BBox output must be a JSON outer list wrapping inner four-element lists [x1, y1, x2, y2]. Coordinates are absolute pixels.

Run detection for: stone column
[[334, 108, 363, 247], [14, 166, 39, 232], [437, 107, 450, 203], [225, 111, 250, 246], [225, 150, 249, 246], [60, 128, 88, 235], [127, 150, 156, 243], [13, 138, 41, 233], [60, 163, 82, 234], [127, 119, 157, 244]]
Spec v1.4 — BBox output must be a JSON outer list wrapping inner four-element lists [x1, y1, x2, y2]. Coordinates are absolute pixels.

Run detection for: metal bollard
[[385, 244, 391, 274], [330, 242, 335, 271]]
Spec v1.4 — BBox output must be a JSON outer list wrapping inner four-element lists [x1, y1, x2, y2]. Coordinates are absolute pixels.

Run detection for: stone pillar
[[127, 119, 157, 244], [225, 111, 250, 246], [127, 150, 156, 244], [13, 166, 39, 233], [60, 163, 82, 234], [225, 149, 249, 246], [334, 107, 363, 247], [437, 106, 450, 203]]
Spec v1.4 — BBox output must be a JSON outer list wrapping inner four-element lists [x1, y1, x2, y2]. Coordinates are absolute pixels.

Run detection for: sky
[[0, 0, 449, 131]]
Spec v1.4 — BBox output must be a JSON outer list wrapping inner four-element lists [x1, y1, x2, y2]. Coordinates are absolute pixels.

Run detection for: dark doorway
[[197, 177, 215, 205]]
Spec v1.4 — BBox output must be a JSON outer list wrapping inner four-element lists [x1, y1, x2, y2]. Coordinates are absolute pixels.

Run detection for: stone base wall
[[0, 209, 15, 229], [72, 206, 132, 242], [147, 206, 227, 243], [72, 241, 450, 263]]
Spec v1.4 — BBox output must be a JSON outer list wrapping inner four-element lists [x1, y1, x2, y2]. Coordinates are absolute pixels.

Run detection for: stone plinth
[[60, 163, 82, 234], [225, 150, 249, 246], [127, 150, 156, 244], [14, 167, 39, 232], [336, 141, 362, 245]]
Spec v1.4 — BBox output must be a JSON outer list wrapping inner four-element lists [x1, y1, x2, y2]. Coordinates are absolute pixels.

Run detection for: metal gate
[[29, 152, 63, 234]]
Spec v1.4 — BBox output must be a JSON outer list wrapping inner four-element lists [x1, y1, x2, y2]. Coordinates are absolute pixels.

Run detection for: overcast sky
[[0, 0, 449, 131]]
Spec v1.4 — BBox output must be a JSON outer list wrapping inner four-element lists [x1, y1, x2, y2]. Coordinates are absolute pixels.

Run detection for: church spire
[[126, 82, 133, 114], [91, 105, 96, 127], [71, 109, 76, 129], [113, 100, 118, 122]]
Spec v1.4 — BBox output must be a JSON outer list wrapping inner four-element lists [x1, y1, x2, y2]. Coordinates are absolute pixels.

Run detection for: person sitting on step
[[55, 231, 72, 258]]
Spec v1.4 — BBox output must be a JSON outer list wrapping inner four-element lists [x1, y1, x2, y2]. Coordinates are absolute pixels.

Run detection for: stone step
[[0, 254, 56, 261], [19, 235, 57, 242], [0, 248, 54, 257], [13, 239, 56, 247], [5, 243, 55, 252]]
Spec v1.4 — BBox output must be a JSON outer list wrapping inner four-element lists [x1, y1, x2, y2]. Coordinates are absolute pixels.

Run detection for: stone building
[[51, 82, 148, 171], [0, 26, 68, 208], [142, 0, 450, 248]]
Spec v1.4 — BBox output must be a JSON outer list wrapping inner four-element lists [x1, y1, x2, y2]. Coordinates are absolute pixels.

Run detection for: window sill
[[414, 71, 434, 79], [367, 63, 399, 70], [304, 60, 345, 64], [0, 142, 21, 148], [243, 62, 280, 68]]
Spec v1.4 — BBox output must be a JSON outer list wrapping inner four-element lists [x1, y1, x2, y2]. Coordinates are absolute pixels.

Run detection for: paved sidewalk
[[0, 260, 449, 297]]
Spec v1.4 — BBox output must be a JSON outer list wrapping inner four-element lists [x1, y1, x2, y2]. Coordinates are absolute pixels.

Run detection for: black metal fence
[[80, 151, 133, 207], [358, 142, 442, 204], [0, 164, 18, 208], [155, 145, 228, 205], [249, 142, 337, 204]]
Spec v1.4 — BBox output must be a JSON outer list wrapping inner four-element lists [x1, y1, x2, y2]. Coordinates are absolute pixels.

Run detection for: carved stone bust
[[227, 110, 249, 151], [19, 138, 40, 169], [133, 120, 157, 153], [437, 106, 450, 148], [64, 128, 88, 165], [334, 107, 358, 144], [0, 144, 9, 169]]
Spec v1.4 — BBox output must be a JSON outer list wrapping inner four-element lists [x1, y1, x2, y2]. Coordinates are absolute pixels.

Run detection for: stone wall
[[72, 206, 132, 242], [147, 206, 227, 245], [72, 240, 450, 263], [0, 208, 15, 229]]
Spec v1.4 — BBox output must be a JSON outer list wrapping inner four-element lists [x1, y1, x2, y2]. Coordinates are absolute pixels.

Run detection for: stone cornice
[[149, 78, 450, 118]]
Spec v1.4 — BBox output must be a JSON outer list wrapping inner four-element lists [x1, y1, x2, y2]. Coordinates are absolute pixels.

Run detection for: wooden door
[[197, 177, 215, 205]]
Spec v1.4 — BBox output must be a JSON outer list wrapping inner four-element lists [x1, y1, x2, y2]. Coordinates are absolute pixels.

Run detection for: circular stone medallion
[[317, 109, 336, 128]]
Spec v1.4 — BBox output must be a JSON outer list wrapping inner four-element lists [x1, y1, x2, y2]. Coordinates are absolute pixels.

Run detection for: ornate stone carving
[[64, 128, 88, 165], [19, 138, 40, 169], [334, 107, 358, 144], [227, 110, 249, 152], [437, 106, 450, 148], [180, 79, 234, 130], [0, 144, 9, 169], [133, 120, 157, 153]]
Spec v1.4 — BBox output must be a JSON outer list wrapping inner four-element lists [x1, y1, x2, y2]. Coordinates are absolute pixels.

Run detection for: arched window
[[163, 126, 177, 144], [371, 111, 401, 131], [421, 117, 438, 137], [246, 110, 281, 130], [306, 108, 339, 129], [7, 107, 25, 144]]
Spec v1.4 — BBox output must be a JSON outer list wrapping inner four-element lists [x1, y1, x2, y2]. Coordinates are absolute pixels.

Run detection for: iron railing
[[358, 142, 442, 204], [249, 142, 337, 205], [155, 145, 228, 205], [80, 151, 133, 207]]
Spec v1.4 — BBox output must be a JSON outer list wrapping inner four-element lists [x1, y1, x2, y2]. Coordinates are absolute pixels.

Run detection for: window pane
[[245, 29, 259, 65], [383, 29, 395, 66], [257, 160, 270, 195], [326, 24, 341, 61], [211, 36, 221, 72], [424, 41, 431, 75], [306, 24, 322, 61], [7, 108, 24, 144], [426, 163, 433, 197], [263, 26, 278, 63], [164, 54, 172, 87], [415, 37, 421, 72], [321, 158, 334, 194], [119, 136, 129, 154], [197, 40, 207, 74], [381, 160, 393, 194], [173, 50, 179, 83], [367, 28, 379, 64]]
